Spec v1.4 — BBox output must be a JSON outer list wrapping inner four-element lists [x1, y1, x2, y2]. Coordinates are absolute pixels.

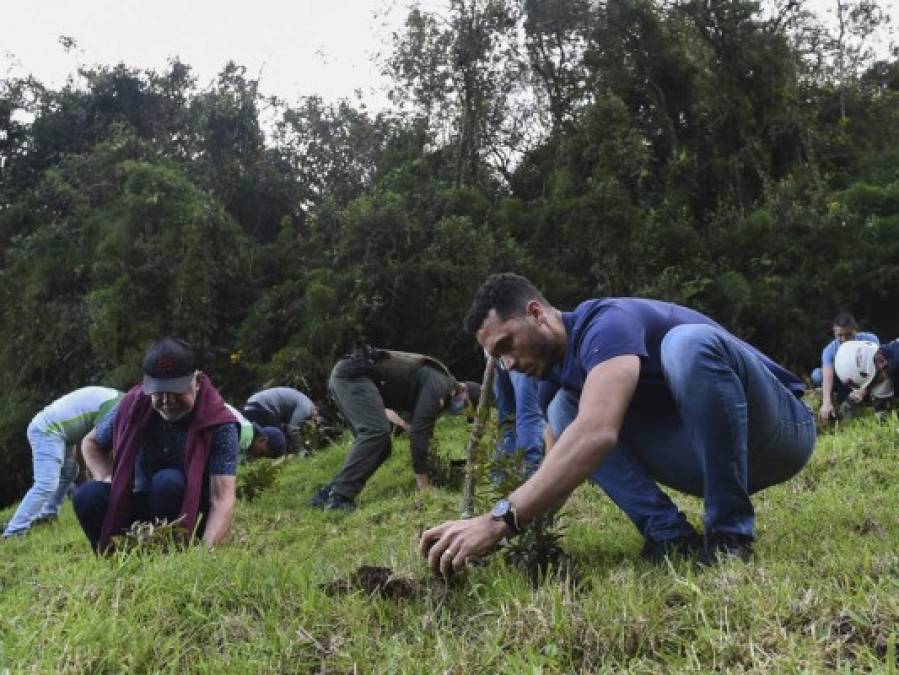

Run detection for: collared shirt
[[34, 386, 123, 442], [821, 332, 879, 368]]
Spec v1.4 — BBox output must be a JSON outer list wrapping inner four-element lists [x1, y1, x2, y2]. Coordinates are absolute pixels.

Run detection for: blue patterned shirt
[[94, 408, 239, 492]]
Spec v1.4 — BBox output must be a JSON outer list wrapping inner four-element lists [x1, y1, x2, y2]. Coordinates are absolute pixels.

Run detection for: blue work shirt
[[555, 298, 804, 409], [821, 332, 879, 368]]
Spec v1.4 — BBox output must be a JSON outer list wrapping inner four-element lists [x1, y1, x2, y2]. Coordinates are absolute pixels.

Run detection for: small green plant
[[298, 420, 341, 456], [489, 450, 568, 585], [427, 437, 466, 490], [236, 456, 285, 501]]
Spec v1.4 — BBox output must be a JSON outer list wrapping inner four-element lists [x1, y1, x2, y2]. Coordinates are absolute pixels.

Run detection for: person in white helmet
[[834, 340, 898, 419]]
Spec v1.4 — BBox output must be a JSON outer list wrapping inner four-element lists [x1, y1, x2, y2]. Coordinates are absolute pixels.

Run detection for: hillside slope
[[2, 415, 898, 672]]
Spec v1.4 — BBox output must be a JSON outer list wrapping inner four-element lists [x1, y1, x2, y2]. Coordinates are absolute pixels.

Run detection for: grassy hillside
[[2, 413, 898, 673]]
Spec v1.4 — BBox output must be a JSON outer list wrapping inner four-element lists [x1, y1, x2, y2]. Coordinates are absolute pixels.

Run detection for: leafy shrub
[[236, 457, 285, 501]]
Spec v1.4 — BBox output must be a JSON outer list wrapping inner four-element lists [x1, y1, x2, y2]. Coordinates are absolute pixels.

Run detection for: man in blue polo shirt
[[812, 312, 879, 423], [420, 273, 816, 573]]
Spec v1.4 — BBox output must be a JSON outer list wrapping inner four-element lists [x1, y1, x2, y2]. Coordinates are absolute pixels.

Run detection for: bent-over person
[[311, 346, 479, 511]]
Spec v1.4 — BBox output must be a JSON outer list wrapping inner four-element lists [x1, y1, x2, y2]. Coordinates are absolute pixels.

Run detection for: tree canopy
[[1, 0, 897, 504]]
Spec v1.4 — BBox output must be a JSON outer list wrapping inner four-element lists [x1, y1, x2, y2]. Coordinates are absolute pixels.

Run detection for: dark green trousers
[[328, 366, 392, 500]]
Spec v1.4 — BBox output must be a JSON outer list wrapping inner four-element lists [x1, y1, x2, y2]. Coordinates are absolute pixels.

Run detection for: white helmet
[[834, 340, 879, 389]]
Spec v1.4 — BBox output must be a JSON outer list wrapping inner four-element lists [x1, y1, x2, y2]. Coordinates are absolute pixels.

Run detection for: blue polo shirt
[[821, 332, 879, 368], [554, 298, 804, 408]]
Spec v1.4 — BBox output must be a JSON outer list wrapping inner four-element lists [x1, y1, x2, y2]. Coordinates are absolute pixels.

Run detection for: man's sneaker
[[640, 531, 703, 563], [309, 484, 333, 509], [702, 533, 753, 565], [324, 492, 357, 513], [32, 514, 58, 527]]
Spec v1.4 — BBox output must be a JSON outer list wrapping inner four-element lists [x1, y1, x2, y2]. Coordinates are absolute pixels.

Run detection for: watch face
[[491, 499, 510, 519]]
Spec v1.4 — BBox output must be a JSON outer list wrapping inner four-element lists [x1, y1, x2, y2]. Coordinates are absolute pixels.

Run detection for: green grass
[[2, 412, 899, 673]]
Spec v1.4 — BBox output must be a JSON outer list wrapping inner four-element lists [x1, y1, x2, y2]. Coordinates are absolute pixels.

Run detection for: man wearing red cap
[[75, 337, 239, 553]]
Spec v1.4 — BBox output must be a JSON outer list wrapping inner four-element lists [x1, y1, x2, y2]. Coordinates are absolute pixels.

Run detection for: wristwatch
[[491, 498, 522, 536]]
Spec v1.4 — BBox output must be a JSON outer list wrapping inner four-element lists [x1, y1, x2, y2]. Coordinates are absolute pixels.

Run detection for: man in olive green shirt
[[311, 346, 478, 511]]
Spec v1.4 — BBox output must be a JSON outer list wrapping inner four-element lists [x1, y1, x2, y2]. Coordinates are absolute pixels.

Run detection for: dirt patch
[[320, 565, 454, 601], [855, 517, 886, 537]]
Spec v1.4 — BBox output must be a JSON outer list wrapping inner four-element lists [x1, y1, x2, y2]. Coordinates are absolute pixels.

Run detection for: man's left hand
[[849, 388, 866, 403], [419, 514, 508, 576]]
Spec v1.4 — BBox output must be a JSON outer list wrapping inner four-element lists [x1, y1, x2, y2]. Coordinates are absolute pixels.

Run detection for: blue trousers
[[73, 468, 196, 552], [3, 422, 79, 537], [493, 367, 545, 473], [549, 324, 816, 540]]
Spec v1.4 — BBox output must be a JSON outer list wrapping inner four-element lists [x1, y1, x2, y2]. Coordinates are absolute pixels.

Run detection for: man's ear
[[526, 299, 546, 323]]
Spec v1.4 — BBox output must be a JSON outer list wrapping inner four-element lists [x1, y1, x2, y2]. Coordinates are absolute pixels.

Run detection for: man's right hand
[[819, 401, 834, 423]]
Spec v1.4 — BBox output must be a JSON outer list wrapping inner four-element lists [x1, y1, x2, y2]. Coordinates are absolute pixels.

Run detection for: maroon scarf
[[97, 374, 236, 553]]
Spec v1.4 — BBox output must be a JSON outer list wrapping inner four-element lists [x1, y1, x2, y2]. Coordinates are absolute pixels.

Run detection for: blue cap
[[260, 426, 287, 456]]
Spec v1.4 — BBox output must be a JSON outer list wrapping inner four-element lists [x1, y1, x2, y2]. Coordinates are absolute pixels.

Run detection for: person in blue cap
[[227, 404, 288, 459]]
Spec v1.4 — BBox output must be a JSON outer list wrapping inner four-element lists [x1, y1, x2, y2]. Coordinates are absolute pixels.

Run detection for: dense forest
[[1, 0, 897, 505]]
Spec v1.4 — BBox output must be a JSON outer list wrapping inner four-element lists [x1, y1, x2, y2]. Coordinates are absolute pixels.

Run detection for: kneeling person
[[75, 338, 239, 553], [835, 339, 898, 418]]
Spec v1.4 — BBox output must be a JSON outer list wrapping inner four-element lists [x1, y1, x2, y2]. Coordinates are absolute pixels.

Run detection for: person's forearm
[[385, 408, 410, 431], [82, 437, 112, 480], [509, 420, 616, 525], [822, 366, 834, 400], [202, 497, 235, 547]]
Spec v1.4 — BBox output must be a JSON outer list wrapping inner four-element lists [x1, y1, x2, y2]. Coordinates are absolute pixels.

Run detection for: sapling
[[461, 356, 497, 517]]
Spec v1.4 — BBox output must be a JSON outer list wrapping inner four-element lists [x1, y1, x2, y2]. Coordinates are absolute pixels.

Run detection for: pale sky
[[1, 0, 444, 109], [1, 0, 896, 112]]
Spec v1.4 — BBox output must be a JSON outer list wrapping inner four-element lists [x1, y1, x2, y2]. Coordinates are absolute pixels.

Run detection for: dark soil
[[320, 565, 454, 601]]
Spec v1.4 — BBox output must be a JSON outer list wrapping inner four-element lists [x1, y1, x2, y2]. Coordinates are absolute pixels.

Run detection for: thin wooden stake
[[461, 356, 496, 518]]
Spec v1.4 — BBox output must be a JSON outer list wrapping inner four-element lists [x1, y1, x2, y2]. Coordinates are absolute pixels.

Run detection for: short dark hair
[[463, 273, 548, 334], [832, 312, 858, 329]]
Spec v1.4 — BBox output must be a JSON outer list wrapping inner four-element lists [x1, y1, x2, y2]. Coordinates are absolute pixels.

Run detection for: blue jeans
[[3, 421, 79, 537], [494, 367, 545, 474], [73, 468, 195, 552], [550, 324, 816, 540]]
